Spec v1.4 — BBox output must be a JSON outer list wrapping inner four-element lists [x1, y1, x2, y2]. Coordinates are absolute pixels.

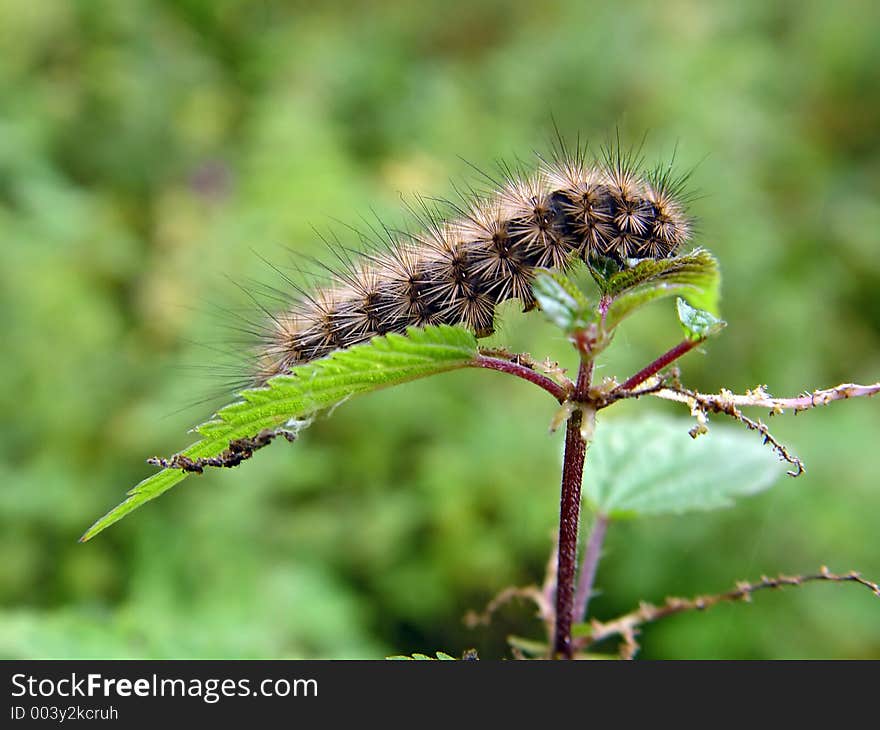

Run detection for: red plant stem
[[472, 355, 568, 403], [553, 359, 593, 658], [573, 512, 609, 624], [618, 338, 701, 392]]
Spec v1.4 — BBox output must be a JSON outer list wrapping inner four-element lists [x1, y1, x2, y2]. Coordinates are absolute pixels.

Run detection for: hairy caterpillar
[[251, 143, 693, 386]]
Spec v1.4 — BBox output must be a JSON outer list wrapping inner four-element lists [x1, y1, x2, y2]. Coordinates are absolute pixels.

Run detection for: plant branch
[[573, 512, 610, 624], [472, 353, 570, 403], [575, 566, 880, 658], [464, 536, 560, 652], [463, 585, 550, 629], [553, 358, 593, 658], [465, 541, 558, 645], [616, 338, 702, 392], [639, 381, 880, 476], [652, 381, 880, 414]]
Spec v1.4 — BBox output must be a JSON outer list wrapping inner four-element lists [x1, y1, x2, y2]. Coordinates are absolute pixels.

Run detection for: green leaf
[[603, 249, 721, 332], [587, 254, 624, 293], [583, 415, 787, 519], [81, 325, 478, 542], [506, 635, 550, 658], [676, 297, 726, 341], [533, 270, 593, 333], [387, 651, 458, 660]]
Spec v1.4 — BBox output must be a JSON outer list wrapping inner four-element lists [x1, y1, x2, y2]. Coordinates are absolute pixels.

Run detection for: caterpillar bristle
[[245, 142, 696, 387]]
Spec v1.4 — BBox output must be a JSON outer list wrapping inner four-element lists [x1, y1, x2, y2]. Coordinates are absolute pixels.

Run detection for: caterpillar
[[251, 143, 693, 387]]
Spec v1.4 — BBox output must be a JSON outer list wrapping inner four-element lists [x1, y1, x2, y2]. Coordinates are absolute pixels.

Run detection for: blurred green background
[[2, 0, 878, 659]]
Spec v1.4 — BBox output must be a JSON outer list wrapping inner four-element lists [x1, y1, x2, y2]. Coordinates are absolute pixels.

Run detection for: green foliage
[[676, 298, 727, 342], [2, 0, 878, 661], [81, 326, 478, 542], [584, 416, 788, 519], [602, 250, 721, 332], [506, 635, 553, 658], [387, 651, 457, 660], [537, 250, 722, 347], [587, 255, 624, 292], [533, 270, 593, 333]]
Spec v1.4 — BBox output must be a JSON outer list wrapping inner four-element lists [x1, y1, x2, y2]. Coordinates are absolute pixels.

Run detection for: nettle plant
[[81, 144, 879, 659]]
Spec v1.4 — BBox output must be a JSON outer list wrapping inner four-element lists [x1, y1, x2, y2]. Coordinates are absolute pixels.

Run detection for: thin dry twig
[[658, 382, 880, 413], [463, 585, 548, 628], [576, 566, 880, 659], [464, 537, 558, 645], [609, 380, 880, 477]]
